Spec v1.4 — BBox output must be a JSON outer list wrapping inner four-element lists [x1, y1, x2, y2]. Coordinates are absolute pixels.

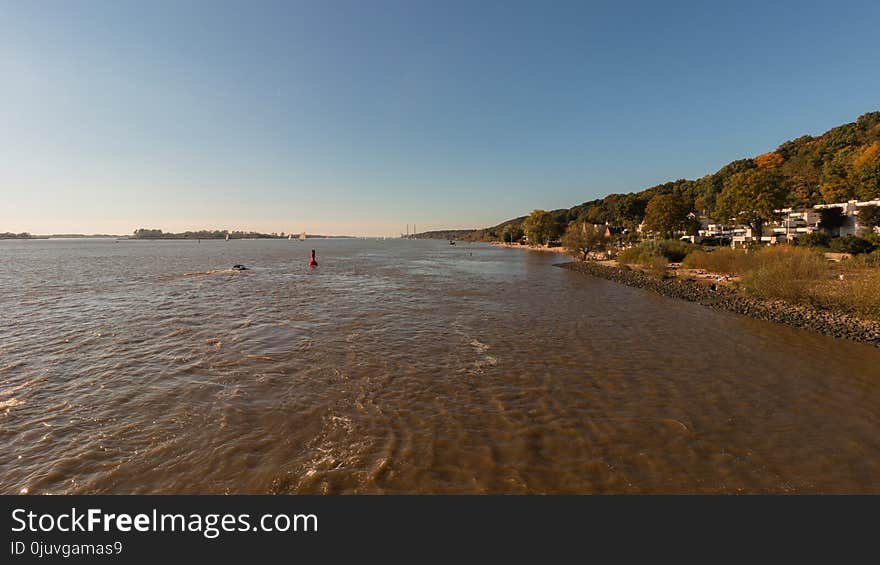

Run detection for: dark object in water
[[232, 264, 248, 271], [449, 240, 455, 245], [308, 249, 318, 268]]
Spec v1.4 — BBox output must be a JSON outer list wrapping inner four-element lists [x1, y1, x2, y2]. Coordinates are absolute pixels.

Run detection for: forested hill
[[422, 111, 880, 242]]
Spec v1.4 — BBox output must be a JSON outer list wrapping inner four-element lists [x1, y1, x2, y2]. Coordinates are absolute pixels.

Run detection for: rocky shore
[[559, 260, 880, 347]]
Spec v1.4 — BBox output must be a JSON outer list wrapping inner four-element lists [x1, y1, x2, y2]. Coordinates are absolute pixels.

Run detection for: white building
[[697, 199, 880, 247]]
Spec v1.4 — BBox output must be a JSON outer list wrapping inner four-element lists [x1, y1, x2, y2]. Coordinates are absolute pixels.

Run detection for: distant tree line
[[132, 229, 286, 239], [0, 232, 39, 239]]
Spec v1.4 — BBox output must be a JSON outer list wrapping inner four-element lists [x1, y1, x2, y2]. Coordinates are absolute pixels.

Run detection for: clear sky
[[2, 0, 879, 236]]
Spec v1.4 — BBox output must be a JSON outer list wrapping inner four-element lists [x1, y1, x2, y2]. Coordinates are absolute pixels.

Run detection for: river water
[[1, 238, 879, 494]]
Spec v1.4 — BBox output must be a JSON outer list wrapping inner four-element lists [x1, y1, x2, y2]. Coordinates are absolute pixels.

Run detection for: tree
[[642, 193, 692, 238], [522, 210, 559, 246], [501, 224, 524, 244], [858, 204, 880, 235], [754, 151, 784, 169], [561, 222, 608, 261], [715, 169, 787, 240], [613, 193, 649, 230], [796, 231, 831, 248], [818, 207, 846, 233]]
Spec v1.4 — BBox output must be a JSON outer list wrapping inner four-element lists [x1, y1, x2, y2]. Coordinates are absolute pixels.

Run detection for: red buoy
[[308, 249, 318, 268]]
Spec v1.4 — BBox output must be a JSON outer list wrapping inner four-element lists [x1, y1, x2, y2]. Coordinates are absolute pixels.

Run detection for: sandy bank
[[492, 242, 570, 254]]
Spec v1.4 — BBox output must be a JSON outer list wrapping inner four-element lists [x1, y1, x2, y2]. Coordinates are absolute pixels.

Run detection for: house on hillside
[[698, 199, 880, 247]]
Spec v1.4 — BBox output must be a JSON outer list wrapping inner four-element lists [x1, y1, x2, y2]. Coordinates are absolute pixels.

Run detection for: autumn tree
[[561, 222, 608, 261], [715, 169, 787, 239], [754, 151, 784, 169], [642, 193, 693, 238], [522, 209, 560, 246]]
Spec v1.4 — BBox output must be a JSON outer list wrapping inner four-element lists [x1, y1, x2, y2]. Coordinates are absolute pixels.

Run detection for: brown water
[[1, 238, 879, 494]]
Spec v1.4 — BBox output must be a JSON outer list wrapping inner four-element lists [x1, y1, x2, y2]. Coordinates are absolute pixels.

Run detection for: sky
[[2, 1, 879, 236]]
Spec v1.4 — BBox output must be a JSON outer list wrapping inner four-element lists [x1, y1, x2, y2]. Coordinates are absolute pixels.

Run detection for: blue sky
[[2, 0, 879, 236]]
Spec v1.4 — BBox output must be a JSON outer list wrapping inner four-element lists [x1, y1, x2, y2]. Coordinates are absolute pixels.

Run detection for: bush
[[655, 239, 697, 262], [795, 231, 831, 248], [698, 236, 731, 247], [846, 249, 880, 267], [617, 239, 697, 269], [618, 243, 668, 273], [829, 235, 877, 255]]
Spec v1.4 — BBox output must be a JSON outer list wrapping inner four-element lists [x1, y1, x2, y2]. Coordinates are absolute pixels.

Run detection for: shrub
[[795, 231, 831, 248], [698, 236, 731, 247], [617, 245, 657, 266], [618, 243, 668, 273], [847, 249, 880, 267], [655, 239, 696, 262], [829, 235, 877, 255]]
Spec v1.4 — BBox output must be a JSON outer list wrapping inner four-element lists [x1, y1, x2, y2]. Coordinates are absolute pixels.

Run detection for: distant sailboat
[[288, 234, 292, 241], [299, 231, 307, 242], [225, 233, 229, 241]]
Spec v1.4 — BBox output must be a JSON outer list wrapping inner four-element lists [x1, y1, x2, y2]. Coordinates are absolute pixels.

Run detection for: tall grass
[[810, 270, 880, 319], [740, 246, 827, 301], [683, 244, 880, 318], [681, 248, 748, 275]]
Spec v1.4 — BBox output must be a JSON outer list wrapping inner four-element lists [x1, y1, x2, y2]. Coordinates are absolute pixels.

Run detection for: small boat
[[288, 234, 292, 241], [449, 240, 455, 245], [299, 231, 307, 242]]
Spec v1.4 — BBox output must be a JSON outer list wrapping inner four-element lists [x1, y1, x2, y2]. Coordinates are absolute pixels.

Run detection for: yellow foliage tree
[[754, 152, 784, 169], [853, 142, 880, 169], [818, 179, 853, 204]]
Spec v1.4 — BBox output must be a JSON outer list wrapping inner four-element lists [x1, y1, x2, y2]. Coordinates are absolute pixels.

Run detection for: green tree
[[818, 207, 846, 233], [612, 193, 649, 230], [715, 169, 787, 239], [522, 210, 559, 246], [501, 224, 524, 244], [643, 193, 692, 238], [858, 204, 880, 236], [561, 222, 608, 261]]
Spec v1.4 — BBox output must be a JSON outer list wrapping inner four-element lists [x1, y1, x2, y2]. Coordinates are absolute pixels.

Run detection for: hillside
[[424, 111, 880, 242]]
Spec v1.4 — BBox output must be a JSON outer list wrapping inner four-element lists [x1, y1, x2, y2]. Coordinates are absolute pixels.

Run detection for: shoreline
[[491, 242, 570, 254], [558, 260, 880, 347]]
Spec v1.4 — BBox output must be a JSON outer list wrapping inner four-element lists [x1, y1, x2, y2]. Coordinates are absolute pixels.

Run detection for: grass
[[682, 244, 880, 319]]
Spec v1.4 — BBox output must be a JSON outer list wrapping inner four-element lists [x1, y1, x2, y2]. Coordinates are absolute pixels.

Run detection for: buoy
[[308, 249, 318, 268]]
